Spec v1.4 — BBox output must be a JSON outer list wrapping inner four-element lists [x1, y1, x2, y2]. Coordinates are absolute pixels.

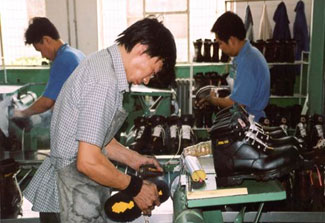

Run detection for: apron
[[57, 106, 128, 223]]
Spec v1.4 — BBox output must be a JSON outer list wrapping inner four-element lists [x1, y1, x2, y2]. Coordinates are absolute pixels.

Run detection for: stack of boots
[[264, 39, 278, 62], [295, 115, 308, 144], [129, 116, 152, 155], [180, 115, 196, 151], [167, 115, 180, 155], [209, 105, 305, 186], [285, 39, 296, 63], [210, 128, 303, 187], [211, 39, 219, 62], [203, 39, 212, 62], [149, 115, 166, 155], [193, 39, 203, 62], [279, 116, 289, 135], [193, 72, 207, 94], [0, 158, 22, 219], [207, 72, 219, 86], [311, 114, 325, 150], [278, 40, 287, 62]]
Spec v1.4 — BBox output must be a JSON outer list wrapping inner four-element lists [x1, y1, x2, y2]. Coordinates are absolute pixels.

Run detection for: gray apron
[[57, 106, 128, 223]]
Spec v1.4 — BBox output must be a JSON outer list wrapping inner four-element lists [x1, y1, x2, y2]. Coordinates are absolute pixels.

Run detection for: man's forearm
[[209, 96, 234, 108], [105, 138, 138, 164], [20, 96, 54, 117]]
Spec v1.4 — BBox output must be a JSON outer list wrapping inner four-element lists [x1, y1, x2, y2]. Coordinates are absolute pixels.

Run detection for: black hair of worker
[[211, 11, 246, 43], [25, 17, 60, 44]]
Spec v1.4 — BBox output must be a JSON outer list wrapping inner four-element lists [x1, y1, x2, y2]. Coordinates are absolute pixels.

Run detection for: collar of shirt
[[233, 40, 250, 67], [107, 44, 129, 94], [56, 43, 68, 57]]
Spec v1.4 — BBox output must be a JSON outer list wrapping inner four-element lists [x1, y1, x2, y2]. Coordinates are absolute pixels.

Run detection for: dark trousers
[[39, 212, 61, 223]]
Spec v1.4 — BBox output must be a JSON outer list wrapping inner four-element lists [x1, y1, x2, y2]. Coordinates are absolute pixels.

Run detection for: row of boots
[[252, 39, 296, 63], [209, 104, 311, 187], [128, 115, 197, 155], [193, 39, 230, 63]]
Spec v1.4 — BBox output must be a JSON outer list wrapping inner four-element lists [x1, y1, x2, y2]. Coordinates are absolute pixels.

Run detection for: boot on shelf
[[212, 39, 219, 62], [167, 115, 180, 155], [149, 115, 167, 155], [203, 39, 212, 62], [129, 116, 152, 155], [193, 39, 203, 62], [180, 114, 196, 151]]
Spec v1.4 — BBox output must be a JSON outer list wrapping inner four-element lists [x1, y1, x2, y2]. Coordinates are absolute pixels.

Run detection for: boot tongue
[[182, 125, 192, 140], [153, 125, 164, 137], [170, 125, 178, 138]]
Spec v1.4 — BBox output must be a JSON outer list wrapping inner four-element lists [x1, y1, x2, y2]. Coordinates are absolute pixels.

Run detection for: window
[[101, 0, 226, 63], [0, 0, 46, 65]]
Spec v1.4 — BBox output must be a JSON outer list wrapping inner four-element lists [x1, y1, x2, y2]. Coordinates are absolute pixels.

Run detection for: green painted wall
[[308, 0, 325, 114], [0, 67, 50, 96]]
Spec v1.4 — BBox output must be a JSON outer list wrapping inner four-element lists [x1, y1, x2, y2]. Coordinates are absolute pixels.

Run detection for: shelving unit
[[177, 51, 309, 116]]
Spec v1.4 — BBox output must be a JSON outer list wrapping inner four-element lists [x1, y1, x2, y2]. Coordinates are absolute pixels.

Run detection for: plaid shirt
[[24, 45, 129, 212]]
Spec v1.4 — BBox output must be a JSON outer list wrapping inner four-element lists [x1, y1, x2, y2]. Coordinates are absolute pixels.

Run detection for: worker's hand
[[133, 180, 160, 215], [195, 89, 216, 109], [11, 109, 27, 119], [129, 153, 163, 172]]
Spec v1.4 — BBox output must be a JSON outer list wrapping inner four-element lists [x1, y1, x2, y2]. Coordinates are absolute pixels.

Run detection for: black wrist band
[[122, 175, 143, 197]]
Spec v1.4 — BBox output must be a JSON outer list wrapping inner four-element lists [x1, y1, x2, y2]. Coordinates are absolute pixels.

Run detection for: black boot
[[203, 39, 212, 62], [193, 39, 203, 62], [149, 115, 166, 155], [167, 115, 180, 155], [212, 39, 219, 62], [180, 115, 196, 151], [129, 116, 152, 155]]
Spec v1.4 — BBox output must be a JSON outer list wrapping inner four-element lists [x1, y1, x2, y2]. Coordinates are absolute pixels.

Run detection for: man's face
[[215, 34, 237, 57], [33, 37, 55, 61], [127, 44, 163, 85]]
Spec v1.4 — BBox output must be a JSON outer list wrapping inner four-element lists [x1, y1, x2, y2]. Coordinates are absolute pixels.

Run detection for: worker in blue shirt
[[198, 11, 270, 122], [12, 17, 85, 119]]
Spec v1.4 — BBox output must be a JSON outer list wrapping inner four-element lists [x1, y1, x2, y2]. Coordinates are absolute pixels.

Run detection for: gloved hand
[[104, 165, 169, 222]]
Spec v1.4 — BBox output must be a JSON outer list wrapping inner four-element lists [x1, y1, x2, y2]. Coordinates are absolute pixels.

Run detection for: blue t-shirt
[[43, 44, 85, 100], [230, 41, 270, 122]]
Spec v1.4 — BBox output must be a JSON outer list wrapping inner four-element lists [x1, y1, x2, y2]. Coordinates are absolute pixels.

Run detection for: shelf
[[270, 94, 307, 99], [176, 62, 230, 67], [176, 61, 308, 67], [267, 61, 309, 66]]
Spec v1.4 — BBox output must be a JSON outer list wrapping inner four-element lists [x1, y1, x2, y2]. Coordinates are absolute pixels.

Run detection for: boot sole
[[216, 161, 300, 187]]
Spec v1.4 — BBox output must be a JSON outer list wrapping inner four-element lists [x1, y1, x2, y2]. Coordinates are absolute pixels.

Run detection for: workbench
[[174, 155, 286, 223]]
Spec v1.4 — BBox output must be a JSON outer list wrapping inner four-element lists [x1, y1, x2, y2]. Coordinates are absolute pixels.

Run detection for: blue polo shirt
[[43, 44, 85, 100], [230, 41, 270, 122]]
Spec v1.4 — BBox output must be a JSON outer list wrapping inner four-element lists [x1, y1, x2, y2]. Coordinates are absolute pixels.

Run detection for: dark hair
[[116, 17, 177, 86], [211, 11, 246, 42], [25, 17, 60, 44]]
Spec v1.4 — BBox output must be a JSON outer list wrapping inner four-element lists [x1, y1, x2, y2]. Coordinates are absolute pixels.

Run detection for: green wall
[[0, 67, 50, 96]]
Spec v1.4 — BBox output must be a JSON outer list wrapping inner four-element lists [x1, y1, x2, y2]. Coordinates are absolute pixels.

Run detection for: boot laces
[[297, 123, 307, 137], [245, 131, 272, 152], [135, 126, 145, 140], [315, 125, 324, 138]]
